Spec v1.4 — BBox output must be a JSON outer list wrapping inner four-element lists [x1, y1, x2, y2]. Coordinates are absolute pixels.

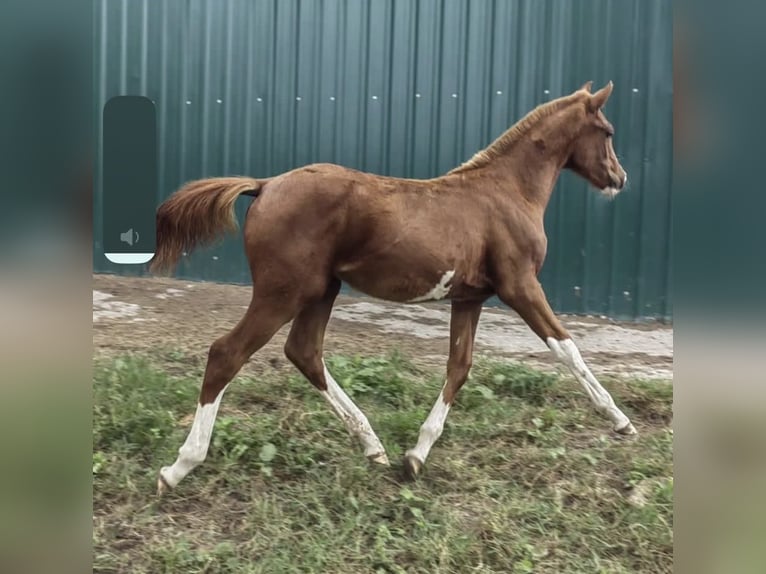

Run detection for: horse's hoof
[[615, 421, 637, 436], [367, 451, 391, 466], [402, 454, 422, 481], [156, 471, 171, 497]]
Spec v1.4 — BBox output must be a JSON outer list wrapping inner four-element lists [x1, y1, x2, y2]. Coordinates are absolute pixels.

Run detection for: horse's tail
[[150, 176, 265, 275]]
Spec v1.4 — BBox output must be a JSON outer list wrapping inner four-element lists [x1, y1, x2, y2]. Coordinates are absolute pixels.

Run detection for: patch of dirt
[[93, 274, 673, 380]]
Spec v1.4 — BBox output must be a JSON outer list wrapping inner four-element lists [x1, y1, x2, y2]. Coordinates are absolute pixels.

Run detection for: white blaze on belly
[[407, 270, 455, 303]]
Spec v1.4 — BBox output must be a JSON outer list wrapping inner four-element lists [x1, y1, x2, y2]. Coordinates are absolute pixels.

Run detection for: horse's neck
[[468, 136, 571, 214], [456, 108, 577, 211]]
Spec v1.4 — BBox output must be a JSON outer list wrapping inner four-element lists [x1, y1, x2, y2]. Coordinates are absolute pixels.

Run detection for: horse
[[152, 81, 635, 495]]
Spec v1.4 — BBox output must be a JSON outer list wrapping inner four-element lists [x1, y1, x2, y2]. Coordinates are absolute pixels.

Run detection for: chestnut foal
[[153, 81, 635, 494]]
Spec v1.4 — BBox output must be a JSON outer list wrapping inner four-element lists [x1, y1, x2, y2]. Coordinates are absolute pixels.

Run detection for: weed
[[93, 353, 673, 573]]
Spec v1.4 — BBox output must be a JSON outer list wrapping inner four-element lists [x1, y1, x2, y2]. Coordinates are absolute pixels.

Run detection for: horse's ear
[[588, 81, 614, 112], [579, 81, 593, 93]]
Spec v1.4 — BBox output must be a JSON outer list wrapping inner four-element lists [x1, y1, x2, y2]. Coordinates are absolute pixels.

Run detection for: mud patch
[[93, 290, 144, 322], [156, 288, 187, 300]]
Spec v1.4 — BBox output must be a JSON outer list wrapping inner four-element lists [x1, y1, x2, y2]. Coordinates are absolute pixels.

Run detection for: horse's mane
[[448, 92, 582, 174]]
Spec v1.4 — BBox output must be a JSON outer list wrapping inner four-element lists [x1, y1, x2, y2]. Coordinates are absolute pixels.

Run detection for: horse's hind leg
[[284, 279, 389, 465], [157, 295, 299, 494]]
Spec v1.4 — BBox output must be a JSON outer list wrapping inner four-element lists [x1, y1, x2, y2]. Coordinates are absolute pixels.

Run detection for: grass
[[93, 351, 673, 573]]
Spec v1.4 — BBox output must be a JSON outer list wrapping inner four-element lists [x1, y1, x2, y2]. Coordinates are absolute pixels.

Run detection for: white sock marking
[[406, 387, 451, 464], [160, 386, 228, 488], [321, 362, 389, 464], [408, 270, 455, 302], [546, 337, 631, 430]]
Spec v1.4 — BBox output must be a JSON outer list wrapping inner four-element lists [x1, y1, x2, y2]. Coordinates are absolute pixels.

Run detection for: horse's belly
[[335, 255, 490, 304]]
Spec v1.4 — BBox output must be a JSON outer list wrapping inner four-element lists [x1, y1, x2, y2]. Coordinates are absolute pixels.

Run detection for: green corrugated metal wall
[[94, 0, 672, 321]]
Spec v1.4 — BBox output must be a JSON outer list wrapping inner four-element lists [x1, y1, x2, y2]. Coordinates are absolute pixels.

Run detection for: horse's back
[[242, 162, 493, 302]]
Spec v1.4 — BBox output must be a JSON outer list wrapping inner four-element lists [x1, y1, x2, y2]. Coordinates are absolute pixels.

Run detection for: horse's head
[[566, 81, 627, 198]]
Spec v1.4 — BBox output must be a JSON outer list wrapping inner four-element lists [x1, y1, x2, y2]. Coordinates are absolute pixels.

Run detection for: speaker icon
[[120, 228, 140, 246]]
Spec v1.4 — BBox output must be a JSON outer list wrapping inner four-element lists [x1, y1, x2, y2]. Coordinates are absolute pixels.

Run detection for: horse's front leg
[[499, 276, 636, 435], [403, 300, 482, 479]]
